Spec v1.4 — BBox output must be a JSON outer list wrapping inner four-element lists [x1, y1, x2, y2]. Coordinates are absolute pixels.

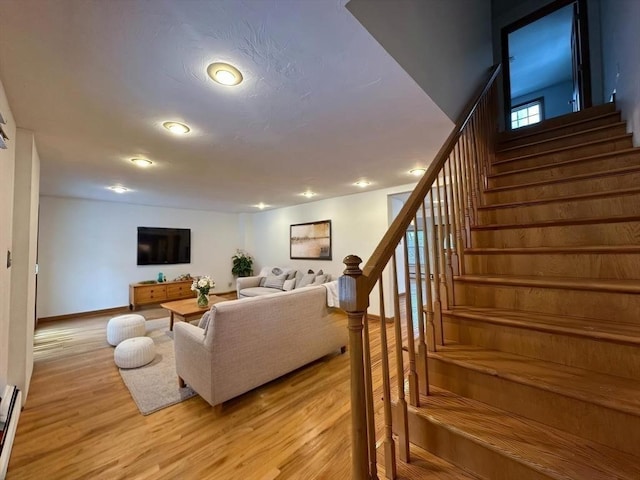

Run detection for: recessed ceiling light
[[130, 158, 153, 168], [301, 191, 316, 198], [108, 185, 129, 194], [409, 167, 426, 177], [255, 203, 268, 210], [162, 121, 191, 135], [207, 62, 243, 86], [354, 180, 371, 188]]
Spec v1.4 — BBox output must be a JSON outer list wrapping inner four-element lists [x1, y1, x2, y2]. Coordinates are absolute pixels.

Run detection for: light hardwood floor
[[9, 306, 356, 480], [8, 297, 471, 480]]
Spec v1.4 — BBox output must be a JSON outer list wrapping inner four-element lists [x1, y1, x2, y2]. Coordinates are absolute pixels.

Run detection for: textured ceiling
[[0, 0, 453, 213]]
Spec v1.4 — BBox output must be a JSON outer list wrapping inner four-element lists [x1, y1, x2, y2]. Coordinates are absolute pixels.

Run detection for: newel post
[[339, 255, 370, 480]]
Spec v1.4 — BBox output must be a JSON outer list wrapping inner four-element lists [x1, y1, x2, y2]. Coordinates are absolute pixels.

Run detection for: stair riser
[[393, 406, 552, 480], [478, 193, 640, 224], [493, 149, 640, 175], [498, 113, 621, 148], [454, 281, 640, 324], [486, 170, 640, 203], [428, 358, 640, 457], [463, 252, 640, 279], [497, 104, 616, 144], [496, 124, 628, 161], [443, 314, 640, 380], [471, 221, 640, 248], [488, 151, 639, 188]]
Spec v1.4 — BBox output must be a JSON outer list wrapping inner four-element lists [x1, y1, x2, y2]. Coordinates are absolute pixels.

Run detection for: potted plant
[[232, 249, 254, 277]]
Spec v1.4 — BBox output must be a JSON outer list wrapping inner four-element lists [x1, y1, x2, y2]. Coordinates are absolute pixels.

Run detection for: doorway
[[501, 0, 592, 130]]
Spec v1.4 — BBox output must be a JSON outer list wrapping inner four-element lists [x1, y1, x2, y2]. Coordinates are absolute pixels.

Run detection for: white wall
[[37, 197, 241, 318], [346, 0, 494, 122], [9, 129, 40, 401], [601, 0, 640, 146], [512, 80, 574, 119], [0, 76, 17, 394], [246, 184, 416, 315]]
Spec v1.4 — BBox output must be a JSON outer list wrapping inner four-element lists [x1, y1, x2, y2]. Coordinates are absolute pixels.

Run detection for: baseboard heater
[[0, 385, 21, 480]]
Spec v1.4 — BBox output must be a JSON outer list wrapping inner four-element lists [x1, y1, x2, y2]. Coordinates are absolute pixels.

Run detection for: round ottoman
[[107, 314, 146, 346], [114, 336, 156, 369]]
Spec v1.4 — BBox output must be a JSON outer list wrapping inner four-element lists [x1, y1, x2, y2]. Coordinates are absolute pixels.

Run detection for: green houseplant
[[231, 249, 254, 277]]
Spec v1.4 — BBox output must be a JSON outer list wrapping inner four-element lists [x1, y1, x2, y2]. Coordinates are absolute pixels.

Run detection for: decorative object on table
[[173, 273, 193, 281], [157, 272, 164, 283], [191, 276, 215, 307], [231, 249, 254, 277], [138, 279, 157, 285], [290, 220, 332, 260]]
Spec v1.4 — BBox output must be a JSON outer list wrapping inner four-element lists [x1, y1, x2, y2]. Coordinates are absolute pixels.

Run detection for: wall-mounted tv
[[137, 227, 191, 265]]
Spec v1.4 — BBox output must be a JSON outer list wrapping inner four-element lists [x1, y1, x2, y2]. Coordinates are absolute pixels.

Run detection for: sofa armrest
[[174, 322, 211, 387], [236, 275, 262, 297]]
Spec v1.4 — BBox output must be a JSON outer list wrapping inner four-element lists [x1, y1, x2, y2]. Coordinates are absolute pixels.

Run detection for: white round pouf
[[107, 314, 146, 346], [114, 336, 156, 369]]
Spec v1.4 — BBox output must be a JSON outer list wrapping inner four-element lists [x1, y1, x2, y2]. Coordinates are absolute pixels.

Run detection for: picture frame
[[290, 220, 332, 260]]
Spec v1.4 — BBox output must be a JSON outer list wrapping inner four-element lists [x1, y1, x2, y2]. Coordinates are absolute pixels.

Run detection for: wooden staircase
[[404, 103, 640, 479]]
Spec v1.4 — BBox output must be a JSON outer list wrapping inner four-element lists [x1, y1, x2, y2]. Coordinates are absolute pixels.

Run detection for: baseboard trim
[[38, 306, 130, 323], [37, 290, 238, 323]]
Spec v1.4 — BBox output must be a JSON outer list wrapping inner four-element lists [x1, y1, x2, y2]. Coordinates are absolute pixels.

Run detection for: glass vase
[[197, 291, 209, 308]]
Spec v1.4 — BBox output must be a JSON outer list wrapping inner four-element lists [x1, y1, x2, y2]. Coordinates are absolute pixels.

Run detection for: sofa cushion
[[198, 311, 211, 330], [312, 274, 328, 285], [263, 272, 288, 290], [240, 287, 283, 297], [296, 272, 316, 288], [283, 278, 296, 291]]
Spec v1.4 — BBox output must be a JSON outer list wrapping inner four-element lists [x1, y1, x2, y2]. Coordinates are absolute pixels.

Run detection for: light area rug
[[118, 317, 197, 415]]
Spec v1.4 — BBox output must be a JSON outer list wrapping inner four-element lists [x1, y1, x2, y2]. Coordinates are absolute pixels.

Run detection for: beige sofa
[[237, 266, 332, 298], [173, 285, 347, 408]]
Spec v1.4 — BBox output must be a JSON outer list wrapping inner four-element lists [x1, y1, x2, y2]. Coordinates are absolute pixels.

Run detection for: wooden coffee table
[[161, 296, 226, 330]]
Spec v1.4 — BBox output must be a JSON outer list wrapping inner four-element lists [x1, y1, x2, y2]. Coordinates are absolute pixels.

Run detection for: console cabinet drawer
[[166, 283, 193, 299], [129, 280, 193, 309]]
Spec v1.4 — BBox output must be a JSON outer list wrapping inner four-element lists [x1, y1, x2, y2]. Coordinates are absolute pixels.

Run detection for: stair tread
[[498, 111, 620, 146], [431, 343, 640, 415], [412, 387, 640, 480], [490, 146, 639, 178], [478, 186, 640, 210], [445, 304, 640, 345], [377, 442, 480, 480], [456, 274, 640, 293], [471, 213, 640, 231], [492, 134, 633, 166], [465, 245, 640, 255], [497, 122, 627, 154], [486, 164, 640, 193]]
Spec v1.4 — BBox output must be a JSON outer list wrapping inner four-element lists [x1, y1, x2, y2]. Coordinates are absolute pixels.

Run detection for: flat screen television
[[137, 227, 191, 265]]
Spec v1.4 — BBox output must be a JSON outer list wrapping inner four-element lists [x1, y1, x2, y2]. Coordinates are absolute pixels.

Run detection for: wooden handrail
[[361, 64, 502, 293]]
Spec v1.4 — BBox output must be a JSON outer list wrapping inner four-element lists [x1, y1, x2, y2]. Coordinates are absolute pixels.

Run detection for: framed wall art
[[290, 220, 332, 260]]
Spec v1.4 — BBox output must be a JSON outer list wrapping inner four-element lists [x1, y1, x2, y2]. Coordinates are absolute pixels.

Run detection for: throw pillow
[[312, 274, 328, 285], [264, 272, 288, 290], [283, 278, 296, 291], [272, 267, 283, 275], [287, 270, 297, 280], [259, 277, 267, 287], [296, 272, 316, 288], [198, 311, 211, 330]]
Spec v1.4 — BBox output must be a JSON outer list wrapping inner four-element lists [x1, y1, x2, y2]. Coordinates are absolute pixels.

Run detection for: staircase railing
[[339, 64, 501, 479]]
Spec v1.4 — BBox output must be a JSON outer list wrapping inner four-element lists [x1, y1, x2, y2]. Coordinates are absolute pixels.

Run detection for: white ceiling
[[0, 0, 453, 213]]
